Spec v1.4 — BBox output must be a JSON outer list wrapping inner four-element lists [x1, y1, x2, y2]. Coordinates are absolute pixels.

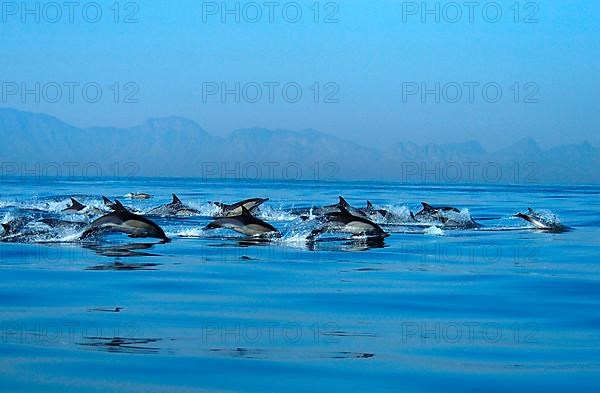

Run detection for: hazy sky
[[1, 0, 598, 149]]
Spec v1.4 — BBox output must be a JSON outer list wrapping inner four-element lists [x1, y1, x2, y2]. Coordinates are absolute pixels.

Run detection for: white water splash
[[424, 226, 445, 236]]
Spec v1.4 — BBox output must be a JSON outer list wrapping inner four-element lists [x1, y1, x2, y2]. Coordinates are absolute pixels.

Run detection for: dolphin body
[[103, 196, 141, 214], [413, 202, 479, 228], [291, 197, 367, 219], [414, 202, 460, 219], [204, 206, 280, 237], [0, 217, 80, 243], [38, 218, 88, 231], [81, 200, 169, 241], [1, 217, 32, 236], [212, 198, 269, 218], [148, 194, 200, 217], [0, 219, 39, 242], [309, 205, 390, 239], [515, 208, 568, 232], [124, 193, 153, 199]]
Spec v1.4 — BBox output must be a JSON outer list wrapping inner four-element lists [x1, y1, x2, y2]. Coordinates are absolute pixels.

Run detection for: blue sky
[[1, 0, 599, 149]]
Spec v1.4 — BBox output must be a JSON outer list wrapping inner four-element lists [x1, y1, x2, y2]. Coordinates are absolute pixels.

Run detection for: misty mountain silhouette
[[1, 108, 598, 183]]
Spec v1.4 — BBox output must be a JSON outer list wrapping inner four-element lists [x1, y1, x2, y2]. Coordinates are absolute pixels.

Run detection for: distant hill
[[1, 108, 598, 184]]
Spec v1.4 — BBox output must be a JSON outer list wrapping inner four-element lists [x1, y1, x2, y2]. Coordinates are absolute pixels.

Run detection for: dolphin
[[124, 193, 153, 199], [204, 206, 280, 237], [38, 218, 87, 231], [102, 196, 141, 214], [212, 198, 269, 217], [334, 196, 370, 218], [1, 217, 32, 236], [414, 202, 460, 219], [291, 196, 366, 218], [361, 201, 415, 223], [309, 205, 390, 239], [62, 197, 88, 214], [148, 194, 200, 217], [0, 217, 66, 242], [515, 208, 567, 232], [81, 200, 169, 241], [62, 197, 105, 215], [102, 196, 117, 210], [413, 202, 480, 228]]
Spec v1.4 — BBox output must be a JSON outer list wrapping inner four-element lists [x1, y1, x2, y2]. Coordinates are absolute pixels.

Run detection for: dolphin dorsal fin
[[113, 200, 129, 212], [69, 197, 86, 210], [366, 201, 373, 209], [338, 196, 349, 207], [421, 202, 433, 211], [1, 223, 9, 233], [241, 206, 252, 216], [172, 194, 182, 204], [338, 205, 353, 216], [102, 196, 113, 206]]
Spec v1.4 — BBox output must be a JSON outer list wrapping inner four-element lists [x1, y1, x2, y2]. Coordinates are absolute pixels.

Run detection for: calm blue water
[[1, 178, 599, 392]]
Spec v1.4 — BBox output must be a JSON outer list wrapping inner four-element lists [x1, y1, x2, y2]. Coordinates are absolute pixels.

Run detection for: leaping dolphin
[[309, 205, 390, 239], [81, 200, 169, 241], [515, 208, 567, 232], [204, 206, 280, 237], [212, 198, 269, 217], [413, 202, 479, 228]]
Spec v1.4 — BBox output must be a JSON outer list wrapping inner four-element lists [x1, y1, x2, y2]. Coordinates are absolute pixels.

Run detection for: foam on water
[[424, 226, 445, 236], [256, 205, 297, 222]]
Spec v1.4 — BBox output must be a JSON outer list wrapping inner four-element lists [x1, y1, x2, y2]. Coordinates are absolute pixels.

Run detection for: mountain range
[[1, 108, 598, 184]]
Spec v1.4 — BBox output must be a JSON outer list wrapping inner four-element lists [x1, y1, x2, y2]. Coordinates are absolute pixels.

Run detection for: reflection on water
[[306, 236, 387, 252], [208, 347, 267, 359], [85, 262, 161, 271], [78, 337, 162, 355], [83, 242, 163, 258], [1, 180, 599, 392]]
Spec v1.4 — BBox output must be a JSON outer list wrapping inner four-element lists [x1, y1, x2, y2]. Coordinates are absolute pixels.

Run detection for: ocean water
[[1, 178, 599, 392]]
